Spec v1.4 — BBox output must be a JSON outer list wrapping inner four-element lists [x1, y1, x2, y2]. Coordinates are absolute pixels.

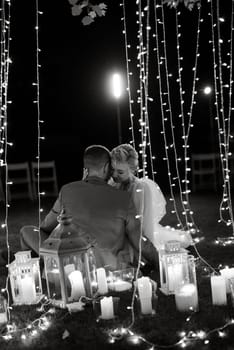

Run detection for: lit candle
[[220, 267, 234, 293], [210, 275, 227, 305], [167, 264, 184, 292], [175, 283, 198, 312], [96, 268, 108, 295], [68, 270, 86, 300], [137, 277, 153, 314], [100, 296, 114, 319], [21, 275, 36, 304]]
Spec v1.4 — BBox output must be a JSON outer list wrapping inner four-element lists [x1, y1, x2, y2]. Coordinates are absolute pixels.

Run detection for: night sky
[[6, 0, 234, 189]]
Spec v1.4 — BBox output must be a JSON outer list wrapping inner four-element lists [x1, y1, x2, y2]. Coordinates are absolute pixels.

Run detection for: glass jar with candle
[[108, 268, 135, 292]]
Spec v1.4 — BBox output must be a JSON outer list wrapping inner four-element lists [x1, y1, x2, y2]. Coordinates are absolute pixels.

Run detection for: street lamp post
[[112, 73, 122, 144]]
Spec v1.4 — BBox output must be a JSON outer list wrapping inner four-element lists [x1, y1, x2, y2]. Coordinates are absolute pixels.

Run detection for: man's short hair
[[84, 145, 111, 170]]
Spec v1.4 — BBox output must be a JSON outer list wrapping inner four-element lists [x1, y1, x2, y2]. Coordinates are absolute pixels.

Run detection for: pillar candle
[[175, 283, 198, 312], [137, 277, 153, 314], [100, 296, 114, 319], [220, 267, 234, 293], [20, 275, 36, 304], [96, 268, 108, 295], [68, 270, 86, 300], [210, 275, 227, 305]]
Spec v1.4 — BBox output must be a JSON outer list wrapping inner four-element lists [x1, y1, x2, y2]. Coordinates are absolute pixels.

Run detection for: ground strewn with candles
[[1, 193, 234, 349]]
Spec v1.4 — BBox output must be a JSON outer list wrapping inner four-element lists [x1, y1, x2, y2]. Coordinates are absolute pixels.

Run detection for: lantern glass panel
[[62, 249, 97, 302], [160, 251, 189, 294], [45, 256, 61, 300], [0, 296, 7, 324]]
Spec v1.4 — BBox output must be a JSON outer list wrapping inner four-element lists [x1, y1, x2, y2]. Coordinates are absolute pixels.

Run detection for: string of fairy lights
[[1, 0, 234, 348], [34, 0, 43, 252], [121, 0, 136, 150], [0, 0, 12, 324], [209, 0, 234, 237]]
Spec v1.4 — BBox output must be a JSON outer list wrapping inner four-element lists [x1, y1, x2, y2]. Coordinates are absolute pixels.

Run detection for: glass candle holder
[[175, 282, 199, 312], [108, 268, 134, 292], [229, 278, 234, 307]]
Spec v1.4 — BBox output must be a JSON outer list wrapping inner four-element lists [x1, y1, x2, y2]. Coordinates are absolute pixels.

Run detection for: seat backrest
[[7, 162, 31, 181], [31, 161, 57, 180], [191, 153, 218, 171]]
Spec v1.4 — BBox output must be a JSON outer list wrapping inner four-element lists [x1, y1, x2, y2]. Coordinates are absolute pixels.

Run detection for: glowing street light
[[111, 73, 123, 144], [204, 86, 212, 95], [112, 73, 122, 99]]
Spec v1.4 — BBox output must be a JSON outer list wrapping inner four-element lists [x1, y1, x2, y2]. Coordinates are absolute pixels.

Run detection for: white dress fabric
[[128, 177, 193, 250]]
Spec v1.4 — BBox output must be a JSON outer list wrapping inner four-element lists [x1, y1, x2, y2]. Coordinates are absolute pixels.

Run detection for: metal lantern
[[0, 295, 7, 325], [40, 210, 97, 308], [8, 251, 42, 305], [159, 240, 191, 295]]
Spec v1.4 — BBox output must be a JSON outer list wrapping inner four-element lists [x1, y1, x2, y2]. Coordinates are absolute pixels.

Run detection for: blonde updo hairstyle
[[111, 144, 139, 174]]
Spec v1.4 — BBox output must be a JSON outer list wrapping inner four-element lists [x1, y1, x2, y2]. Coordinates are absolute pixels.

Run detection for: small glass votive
[[108, 268, 134, 292], [93, 296, 120, 321], [175, 282, 199, 312]]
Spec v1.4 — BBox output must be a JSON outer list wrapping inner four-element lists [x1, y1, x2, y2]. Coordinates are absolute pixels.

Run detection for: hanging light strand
[[175, 6, 202, 233], [144, 0, 157, 182], [35, 0, 42, 247], [153, 1, 184, 228], [0, 0, 12, 324], [122, 0, 136, 149], [210, 0, 234, 231]]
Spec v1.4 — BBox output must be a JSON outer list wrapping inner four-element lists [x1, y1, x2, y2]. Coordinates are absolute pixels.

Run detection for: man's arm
[[40, 193, 62, 234], [125, 197, 159, 267]]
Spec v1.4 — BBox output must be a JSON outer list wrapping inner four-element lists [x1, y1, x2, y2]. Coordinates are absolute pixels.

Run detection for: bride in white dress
[[110, 144, 193, 250]]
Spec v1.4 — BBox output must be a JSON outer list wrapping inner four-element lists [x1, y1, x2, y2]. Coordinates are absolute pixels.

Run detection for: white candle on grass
[[175, 283, 198, 312], [68, 270, 86, 300], [100, 296, 114, 319], [210, 275, 227, 305], [96, 268, 108, 295], [137, 277, 153, 314]]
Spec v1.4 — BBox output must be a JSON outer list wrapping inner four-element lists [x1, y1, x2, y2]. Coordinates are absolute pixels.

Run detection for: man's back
[[41, 176, 137, 269]]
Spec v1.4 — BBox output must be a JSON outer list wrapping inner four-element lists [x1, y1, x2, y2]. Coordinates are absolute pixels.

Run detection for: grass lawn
[[0, 193, 234, 350]]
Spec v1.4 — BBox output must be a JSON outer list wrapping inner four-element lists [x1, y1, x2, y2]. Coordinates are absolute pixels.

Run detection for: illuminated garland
[[153, 2, 199, 232], [34, 0, 43, 249], [0, 0, 12, 325], [121, 0, 136, 150], [209, 0, 234, 240]]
